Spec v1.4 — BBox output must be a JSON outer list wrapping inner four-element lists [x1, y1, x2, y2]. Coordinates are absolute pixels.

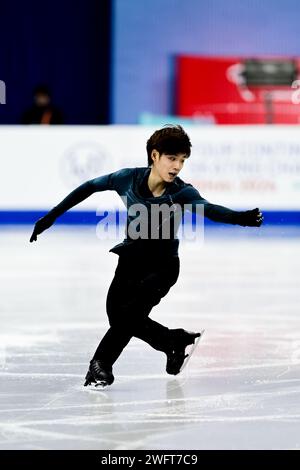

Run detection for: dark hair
[[146, 124, 192, 166], [33, 84, 51, 97]]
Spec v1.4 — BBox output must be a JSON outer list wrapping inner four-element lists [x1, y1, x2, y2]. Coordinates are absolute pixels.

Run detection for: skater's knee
[[109, 317, 133, 332]]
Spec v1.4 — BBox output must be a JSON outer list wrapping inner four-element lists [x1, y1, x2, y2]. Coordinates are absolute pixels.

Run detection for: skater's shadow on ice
[[166, 379, 186, 401]]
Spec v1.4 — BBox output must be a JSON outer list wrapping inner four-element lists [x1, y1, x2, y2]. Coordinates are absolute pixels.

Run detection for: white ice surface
[[0, 226, 300, 450]]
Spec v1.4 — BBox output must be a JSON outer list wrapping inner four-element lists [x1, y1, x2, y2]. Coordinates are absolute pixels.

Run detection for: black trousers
[[92, 252, 180, 366]]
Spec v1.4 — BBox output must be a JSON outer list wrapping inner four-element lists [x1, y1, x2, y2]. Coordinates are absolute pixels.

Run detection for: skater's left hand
[[237, 208, 264, 227]]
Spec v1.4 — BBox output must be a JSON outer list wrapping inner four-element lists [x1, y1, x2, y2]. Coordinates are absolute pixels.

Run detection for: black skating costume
[[30, 167, 262, 385]]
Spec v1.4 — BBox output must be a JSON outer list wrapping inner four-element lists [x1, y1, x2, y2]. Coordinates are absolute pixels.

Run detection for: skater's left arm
[[183, 187, 263, 226]]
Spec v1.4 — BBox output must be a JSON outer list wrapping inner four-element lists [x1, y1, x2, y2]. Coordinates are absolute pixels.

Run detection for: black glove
[[236, 208, 264, 227], [29, 214, 56, 242]]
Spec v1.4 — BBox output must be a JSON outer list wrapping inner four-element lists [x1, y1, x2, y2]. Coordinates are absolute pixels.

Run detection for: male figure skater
[[30, 125, 263, 387]]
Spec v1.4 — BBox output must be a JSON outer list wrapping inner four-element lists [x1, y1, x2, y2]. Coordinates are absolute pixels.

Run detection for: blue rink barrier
[[0, 210, 299, 226]]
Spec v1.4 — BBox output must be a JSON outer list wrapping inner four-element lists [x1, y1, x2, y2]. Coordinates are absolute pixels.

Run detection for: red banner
[[175, 55, 300, 124]]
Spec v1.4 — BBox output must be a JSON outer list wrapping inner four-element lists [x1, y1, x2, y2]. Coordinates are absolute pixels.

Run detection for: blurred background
[[0, 0, 300, 226], [1, 0, 300, 451], [2, 0, 300, 125]]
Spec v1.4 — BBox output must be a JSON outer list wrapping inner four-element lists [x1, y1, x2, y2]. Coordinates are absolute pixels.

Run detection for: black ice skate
[[84, 359, 114, 387], [166, 329, 205, 375]]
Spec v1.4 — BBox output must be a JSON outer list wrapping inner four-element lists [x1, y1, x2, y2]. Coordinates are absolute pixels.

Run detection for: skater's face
[[151, 151, 187, 182]]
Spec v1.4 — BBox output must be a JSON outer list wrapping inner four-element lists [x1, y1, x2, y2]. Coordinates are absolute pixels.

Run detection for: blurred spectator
[[21, 85, 64, 124]]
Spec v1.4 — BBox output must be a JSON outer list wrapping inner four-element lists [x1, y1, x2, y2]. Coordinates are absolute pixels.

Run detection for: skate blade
[[84, 380, 108, 388], [179, 329, 205, 372], [84, 379, 97, 387], [95, 381, 109, 388]]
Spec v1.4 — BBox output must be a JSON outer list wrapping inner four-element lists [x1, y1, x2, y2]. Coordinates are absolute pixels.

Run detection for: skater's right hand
[[29, 214, 55, 242]]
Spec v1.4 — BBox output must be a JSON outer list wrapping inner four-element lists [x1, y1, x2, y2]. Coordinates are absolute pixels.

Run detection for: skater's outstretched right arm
[[29, 168, 134, 242]]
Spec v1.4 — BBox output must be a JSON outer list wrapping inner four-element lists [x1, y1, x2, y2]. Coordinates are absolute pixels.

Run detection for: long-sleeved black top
[[47, 167, 242, 257]]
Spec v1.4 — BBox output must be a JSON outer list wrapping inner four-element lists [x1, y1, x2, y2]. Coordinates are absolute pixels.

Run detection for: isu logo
[[60, 142, 111, 187], [0, 80, 6, 105]]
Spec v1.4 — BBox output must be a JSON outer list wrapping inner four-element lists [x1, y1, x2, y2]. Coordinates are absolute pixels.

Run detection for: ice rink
[[1, 226, 300, 450]]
